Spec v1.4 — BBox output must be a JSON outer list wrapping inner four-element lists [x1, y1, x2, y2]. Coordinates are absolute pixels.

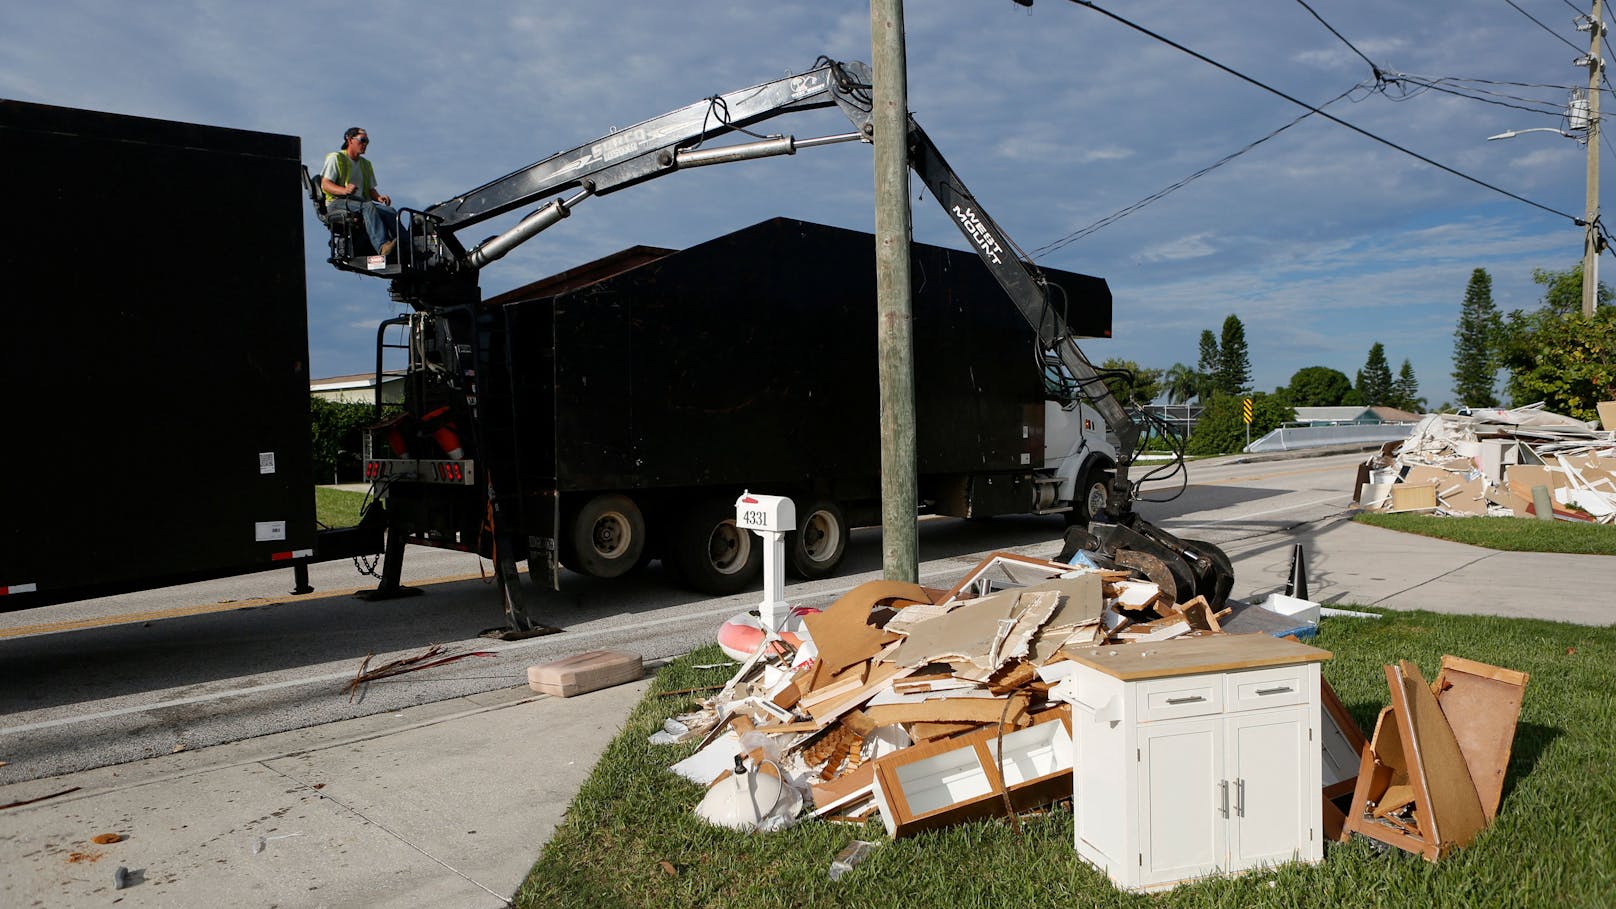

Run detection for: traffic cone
[[1285, 543, 1309, 601]]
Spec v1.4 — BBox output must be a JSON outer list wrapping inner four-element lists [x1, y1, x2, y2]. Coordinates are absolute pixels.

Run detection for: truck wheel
[[788, 499, 848, 579], [673, 499, 761, 595], [568, 494, 645, 579], [1067, 466, 1114, 526]]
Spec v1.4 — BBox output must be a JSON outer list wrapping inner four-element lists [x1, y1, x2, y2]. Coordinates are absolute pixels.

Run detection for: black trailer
[[369, 217, 1112, 598], [0, 100, 377, 608]]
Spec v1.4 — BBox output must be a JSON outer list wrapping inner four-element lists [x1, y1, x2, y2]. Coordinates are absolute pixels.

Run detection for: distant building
[[310, 372, 404, 405], [1290, 405, 1422, 425]]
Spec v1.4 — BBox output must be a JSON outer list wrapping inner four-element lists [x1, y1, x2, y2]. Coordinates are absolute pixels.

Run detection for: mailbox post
[[734, 491, 796, 632]]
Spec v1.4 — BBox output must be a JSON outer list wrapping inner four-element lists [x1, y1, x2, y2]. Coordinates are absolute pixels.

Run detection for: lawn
[[516, 610, 1616, 909], [1353, 512, 1616, 555], [314, 486, 369, 528]]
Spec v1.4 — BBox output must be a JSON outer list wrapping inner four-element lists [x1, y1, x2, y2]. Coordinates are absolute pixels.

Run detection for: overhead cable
[[1031, 85, 1361, 256], [1291, 0, 1383, 81], [1067, 0, 1581, 224], [1504, 0, 1586, 54]]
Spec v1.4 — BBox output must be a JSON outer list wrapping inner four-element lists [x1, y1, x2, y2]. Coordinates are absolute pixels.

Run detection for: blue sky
[[4, 1, 1606, 408]]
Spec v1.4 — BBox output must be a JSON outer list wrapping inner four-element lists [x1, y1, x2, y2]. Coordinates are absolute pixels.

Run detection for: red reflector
[[271, 551, 295, 561]]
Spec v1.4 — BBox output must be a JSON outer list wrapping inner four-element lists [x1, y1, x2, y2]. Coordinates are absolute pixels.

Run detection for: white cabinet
[[1060, 635, 1328, 892]]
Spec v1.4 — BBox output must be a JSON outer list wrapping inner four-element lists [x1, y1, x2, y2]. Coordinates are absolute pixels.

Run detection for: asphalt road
[[0, 450, 1365, 785]]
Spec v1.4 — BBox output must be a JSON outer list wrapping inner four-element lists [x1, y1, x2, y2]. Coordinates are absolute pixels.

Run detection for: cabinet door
[[1138, 716, 1225, 885], [1226, 707, 1310, 870]]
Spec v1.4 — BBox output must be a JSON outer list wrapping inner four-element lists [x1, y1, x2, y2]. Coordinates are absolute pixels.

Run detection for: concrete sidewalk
[[0, 679, 650, 908], [1, 519, 1610, 908]]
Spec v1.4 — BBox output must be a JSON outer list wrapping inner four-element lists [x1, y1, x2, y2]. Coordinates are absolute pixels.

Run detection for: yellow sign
[[1242, 398, 1253, 424]]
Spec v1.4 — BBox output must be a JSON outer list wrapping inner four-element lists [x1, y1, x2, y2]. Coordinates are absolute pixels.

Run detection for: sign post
[[1242, 397, 1253, 450]]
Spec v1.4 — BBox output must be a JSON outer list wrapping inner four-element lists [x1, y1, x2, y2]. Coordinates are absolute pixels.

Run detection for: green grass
[[314, 486, 368, 528], [517, 611, 1616, 909], [1354, 512, 1616, 555]]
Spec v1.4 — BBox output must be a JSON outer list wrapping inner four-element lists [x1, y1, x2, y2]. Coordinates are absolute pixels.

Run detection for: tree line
[[1095, 262, 1614, 455]]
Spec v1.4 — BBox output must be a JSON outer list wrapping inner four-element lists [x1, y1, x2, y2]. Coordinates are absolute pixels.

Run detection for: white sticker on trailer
[[255, 521, 287, 542], [259, 452, 276, 475]]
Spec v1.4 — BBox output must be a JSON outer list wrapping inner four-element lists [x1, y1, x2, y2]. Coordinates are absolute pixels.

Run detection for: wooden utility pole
[[1583, 0, 1604, 317], [871, 0, 918, 582]]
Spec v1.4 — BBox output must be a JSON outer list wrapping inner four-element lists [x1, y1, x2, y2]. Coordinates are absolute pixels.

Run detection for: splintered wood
[[661, 552, 1255, 837], [1341, 655, 1528, 861]]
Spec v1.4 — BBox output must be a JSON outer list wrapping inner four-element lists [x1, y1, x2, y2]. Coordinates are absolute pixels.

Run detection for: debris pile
[[1353, 403, 1616, 523], [655, 552, 1251, 837]]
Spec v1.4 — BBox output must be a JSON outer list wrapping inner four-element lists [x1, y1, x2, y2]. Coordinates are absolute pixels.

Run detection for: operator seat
[[302, 164, 372, 260]]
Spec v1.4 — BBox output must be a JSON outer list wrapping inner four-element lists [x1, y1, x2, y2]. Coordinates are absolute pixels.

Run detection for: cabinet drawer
[[1225, 665, 1307, 712], [1137, 675, 1222, 721]]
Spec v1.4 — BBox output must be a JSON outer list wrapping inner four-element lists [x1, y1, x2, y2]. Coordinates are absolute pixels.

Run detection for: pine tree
[[1197, 330, 1219, 375], [1215, 314, 1251, 396], [1451, 268, 1501, 408], [1392, 359, 1425, 412], [1356, 342, 1394, 406]]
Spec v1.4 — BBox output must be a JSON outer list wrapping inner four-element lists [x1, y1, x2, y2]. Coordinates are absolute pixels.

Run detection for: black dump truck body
[[0, 100, 322, 608], [376, 217, 1112, 594]]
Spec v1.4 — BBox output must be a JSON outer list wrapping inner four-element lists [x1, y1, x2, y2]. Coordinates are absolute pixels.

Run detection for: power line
[[1066, 1, 1581, 223], [1291, 0, 1382, 79], [1031, 85, 1361, 256], [1505, 0, 1586, 53]]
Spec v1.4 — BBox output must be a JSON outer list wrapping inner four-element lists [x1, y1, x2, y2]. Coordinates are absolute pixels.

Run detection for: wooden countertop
[[1067, 633, 1331, 681]]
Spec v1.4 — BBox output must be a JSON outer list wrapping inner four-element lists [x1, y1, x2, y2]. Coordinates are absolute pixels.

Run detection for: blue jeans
[[328, 198, 398, 253]]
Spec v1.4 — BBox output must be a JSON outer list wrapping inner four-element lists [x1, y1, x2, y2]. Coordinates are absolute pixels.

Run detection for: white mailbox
[[735, 493, 795, 534], [735, 491, 796, 632]]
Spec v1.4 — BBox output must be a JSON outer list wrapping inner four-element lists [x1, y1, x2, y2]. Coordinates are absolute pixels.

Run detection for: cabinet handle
[[1165, 695, 1206, 705], [1220, 780, 1230, 818], [1255, 686, 1293, 696], [1236, 778, 1246, 817]]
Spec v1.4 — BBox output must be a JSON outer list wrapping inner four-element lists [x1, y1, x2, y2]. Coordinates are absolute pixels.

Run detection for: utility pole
[[871, 0, 918, 582], [1581, 0, 1603, 317]]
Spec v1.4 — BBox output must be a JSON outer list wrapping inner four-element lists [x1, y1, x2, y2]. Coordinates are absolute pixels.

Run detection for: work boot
[[378, 239, 396, 258]]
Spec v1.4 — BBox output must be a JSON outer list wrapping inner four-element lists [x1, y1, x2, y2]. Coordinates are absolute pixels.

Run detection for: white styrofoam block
[[1256, 593, 1320, 625]]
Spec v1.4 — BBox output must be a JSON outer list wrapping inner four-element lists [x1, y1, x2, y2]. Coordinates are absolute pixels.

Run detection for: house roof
[[1293, 406, 1376, 423]]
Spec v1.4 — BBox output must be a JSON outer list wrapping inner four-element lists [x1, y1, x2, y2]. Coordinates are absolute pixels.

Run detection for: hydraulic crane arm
[[902, 122, 1142, 505], [325, 55, 1233, 605], [423, 59, 876, 270]]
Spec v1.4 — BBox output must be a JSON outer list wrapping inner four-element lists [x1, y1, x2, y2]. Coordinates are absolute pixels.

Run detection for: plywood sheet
[[1392, 660, 1487, 855], [1432, 655, 1529, 822]]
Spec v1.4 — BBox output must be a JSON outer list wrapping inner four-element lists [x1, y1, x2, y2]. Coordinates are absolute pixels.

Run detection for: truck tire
[[568, 494, 646, 579], [788, 499, 848, 579], [1067, 465, 1114, 526], [673, 498, 761, 595]]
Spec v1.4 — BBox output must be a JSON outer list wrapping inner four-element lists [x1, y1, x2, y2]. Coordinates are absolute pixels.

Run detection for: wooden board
[[1064, 633, 1330, 681], [1432, 655, 1529, 822], [864, 693, 1031, 728], [1392, 660, 1487, 858], [1388, 484, 1438, 512]]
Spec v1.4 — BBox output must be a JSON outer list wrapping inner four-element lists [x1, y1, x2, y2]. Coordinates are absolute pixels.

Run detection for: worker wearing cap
[[321, 127, 398, 258]]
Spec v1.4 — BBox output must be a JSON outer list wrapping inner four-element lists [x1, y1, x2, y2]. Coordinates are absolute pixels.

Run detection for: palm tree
[[1163, 363, 1202, 405]]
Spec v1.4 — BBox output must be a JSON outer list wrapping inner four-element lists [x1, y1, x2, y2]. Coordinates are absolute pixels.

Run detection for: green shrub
[[310, 397, 392, 483], [1186, 392, 1294, 456]]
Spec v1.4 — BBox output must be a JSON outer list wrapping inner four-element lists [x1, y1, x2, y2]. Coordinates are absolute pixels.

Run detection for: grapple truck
[[313, 58, 1232, 633]]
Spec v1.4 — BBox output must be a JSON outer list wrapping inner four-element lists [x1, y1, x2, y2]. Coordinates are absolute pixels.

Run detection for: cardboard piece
[[526, 650, 642, 697], [802, 582, 912, 680], [1597, 400, 1616, 432]]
